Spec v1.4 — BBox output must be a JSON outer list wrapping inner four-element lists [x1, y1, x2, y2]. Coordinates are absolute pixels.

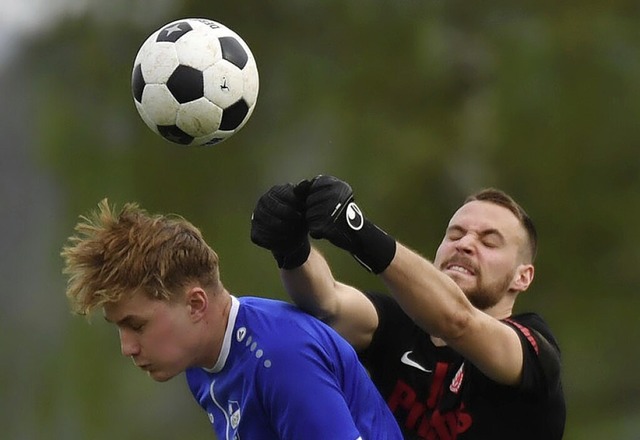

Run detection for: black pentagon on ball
[[202, 137, 225, 146], [219, 37, 248, 69], [166, 65, 204, 104], [220, 99, 249, 131], [158, 125, 194, 145], [132, 64, 145, 103], [156, 22, 193, 43]]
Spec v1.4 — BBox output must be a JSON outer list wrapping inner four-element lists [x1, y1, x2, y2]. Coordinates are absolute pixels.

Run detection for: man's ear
[[185, 286, 208, 321], [511, 264, 534, 293]]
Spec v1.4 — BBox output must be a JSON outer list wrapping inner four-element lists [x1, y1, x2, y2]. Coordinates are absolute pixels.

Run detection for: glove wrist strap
[[351, 220, 396, 274]]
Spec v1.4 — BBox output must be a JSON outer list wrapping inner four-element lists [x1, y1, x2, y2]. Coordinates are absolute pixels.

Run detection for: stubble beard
[[460, 269, 515, 311]]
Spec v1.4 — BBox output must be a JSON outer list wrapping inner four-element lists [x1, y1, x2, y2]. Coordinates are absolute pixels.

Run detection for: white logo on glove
[[345, 202, 364, 231]]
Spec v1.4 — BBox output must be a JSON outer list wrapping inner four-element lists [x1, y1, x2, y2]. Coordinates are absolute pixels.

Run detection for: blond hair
[[61, 199, 220, 315]]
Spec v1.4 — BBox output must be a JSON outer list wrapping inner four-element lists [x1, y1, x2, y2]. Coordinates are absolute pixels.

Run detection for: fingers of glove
[[251, 184, 306, 251], [309, 176, 353, 212], [250, 223, 292, 249], [251, 203, 304, 249], [254, 184, 303, 224], [306, 176, 353, 236], [292, 179, 312, 205], [266, 183, 301, 209], [251, 204, 303, 242]]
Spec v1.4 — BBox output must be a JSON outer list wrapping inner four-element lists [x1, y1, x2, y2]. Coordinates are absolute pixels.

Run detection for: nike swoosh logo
[[400, 351, 432, 373]]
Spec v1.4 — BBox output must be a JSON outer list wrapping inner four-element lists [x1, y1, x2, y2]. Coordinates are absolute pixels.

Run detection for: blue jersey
[[186, 296, 402, 440]]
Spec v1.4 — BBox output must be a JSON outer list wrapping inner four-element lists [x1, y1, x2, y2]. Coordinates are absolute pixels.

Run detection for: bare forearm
[[281, 246, 378, 350], [380, 243, 473, 340], [281, 247, 340, 321], [381, 243, 525, 384]]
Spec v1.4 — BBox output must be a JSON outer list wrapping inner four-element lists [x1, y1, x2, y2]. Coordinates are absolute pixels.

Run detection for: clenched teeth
[[448, 265, 473, 275]]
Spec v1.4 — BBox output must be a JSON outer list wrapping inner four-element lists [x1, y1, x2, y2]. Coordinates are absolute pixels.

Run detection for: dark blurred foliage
[[2, 1, 639, 439]]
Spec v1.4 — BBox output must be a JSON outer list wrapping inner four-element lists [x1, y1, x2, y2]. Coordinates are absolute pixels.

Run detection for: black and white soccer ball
[[131, 18, 259, 146]]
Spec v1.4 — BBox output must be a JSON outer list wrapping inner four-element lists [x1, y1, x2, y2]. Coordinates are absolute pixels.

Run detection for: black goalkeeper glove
[[250, 183, 310, 269], [305, 175, 396, 274]]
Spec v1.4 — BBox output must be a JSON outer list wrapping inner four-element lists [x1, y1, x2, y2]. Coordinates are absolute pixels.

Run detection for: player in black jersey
[[251, 175, 566, 440]]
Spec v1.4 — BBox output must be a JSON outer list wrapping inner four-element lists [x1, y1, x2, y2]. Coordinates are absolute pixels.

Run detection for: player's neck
[[201, 291, 233, 369], [482, 300, 515, 320]]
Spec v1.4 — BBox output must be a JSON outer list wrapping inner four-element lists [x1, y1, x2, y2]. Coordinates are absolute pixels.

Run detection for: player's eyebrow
[[479, 228, 504, 239], [446, 225, 465, 234], [104, 314, 137, 326]]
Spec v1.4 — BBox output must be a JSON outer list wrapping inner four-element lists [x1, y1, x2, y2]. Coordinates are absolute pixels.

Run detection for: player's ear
[[185, 286, 208, 321], [511, 264, 534, 293]]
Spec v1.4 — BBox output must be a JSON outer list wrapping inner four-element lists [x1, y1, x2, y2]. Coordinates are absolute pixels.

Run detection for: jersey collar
[[204, 295, 239, 373]]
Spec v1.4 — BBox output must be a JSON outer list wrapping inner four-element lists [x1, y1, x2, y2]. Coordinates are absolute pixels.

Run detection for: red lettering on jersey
[[388, 363, 473, 439], [427, 362, 449, 407], [416, 406, 471, 440], [388, 379, 416, 413], [431, 410, 453, 439], [454, 406, 472, 432], [406, 400, 426, 428]]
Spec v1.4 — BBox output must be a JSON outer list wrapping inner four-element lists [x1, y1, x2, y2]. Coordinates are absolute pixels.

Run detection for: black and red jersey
[[360, 292, 566, 440]]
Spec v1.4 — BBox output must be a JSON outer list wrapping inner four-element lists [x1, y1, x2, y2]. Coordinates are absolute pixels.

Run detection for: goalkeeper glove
[[250, 183, 310, 269], [305, 175, 396, 274]]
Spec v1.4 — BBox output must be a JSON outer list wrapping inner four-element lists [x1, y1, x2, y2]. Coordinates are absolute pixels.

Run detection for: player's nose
[[454, 233, 476, 254], [118, 329, 140, 357]]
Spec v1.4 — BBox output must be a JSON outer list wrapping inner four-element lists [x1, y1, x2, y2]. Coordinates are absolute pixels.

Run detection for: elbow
[[291, 296, 334, 322], [288, 286, 341, 324], [437, 306, 474, 342]]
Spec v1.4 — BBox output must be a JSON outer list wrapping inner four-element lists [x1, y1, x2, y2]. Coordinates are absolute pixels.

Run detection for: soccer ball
[[131, 18, 259, 146]]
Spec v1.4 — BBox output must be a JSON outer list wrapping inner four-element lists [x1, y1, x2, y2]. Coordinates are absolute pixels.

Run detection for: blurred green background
[[2, 0, 639, 439]]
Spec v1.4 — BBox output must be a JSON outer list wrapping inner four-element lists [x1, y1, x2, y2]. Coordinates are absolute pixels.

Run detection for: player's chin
[[147, 368, 179, 383], [446, 270, 475, 287], [454, 279, 483, 300]]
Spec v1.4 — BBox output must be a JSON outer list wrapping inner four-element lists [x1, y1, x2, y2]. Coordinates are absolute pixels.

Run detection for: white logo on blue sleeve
[[238, 329, 272, 368], [236, 327, 246, 342]]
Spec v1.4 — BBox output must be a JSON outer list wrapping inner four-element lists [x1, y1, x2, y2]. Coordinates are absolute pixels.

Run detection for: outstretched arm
[[380, 243, 524, 385], [305, 176, 525, 386]]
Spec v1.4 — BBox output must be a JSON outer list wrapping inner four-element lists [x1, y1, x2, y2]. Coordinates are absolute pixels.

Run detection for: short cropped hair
[[61, 199, 220, 316], [465, 188, 538, 262]]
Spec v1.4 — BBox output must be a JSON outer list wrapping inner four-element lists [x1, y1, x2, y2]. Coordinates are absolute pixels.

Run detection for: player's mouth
[[442, 259, 476, 276], [446, 264, 474, 275]]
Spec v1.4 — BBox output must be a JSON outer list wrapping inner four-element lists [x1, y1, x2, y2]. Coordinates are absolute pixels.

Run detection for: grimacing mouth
[[442, 258, 477, 276]]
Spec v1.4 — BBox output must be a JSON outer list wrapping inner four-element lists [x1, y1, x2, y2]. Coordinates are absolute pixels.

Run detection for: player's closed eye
[[121, 321, 146, 333], [131, 323, 145, 332], [446, 229, 465, 241]]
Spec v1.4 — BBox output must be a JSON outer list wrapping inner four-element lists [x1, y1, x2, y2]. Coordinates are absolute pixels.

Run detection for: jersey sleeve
[[505, 314, 563, 397], [255, 336, 362, 440], [358, 292, 410, 362]]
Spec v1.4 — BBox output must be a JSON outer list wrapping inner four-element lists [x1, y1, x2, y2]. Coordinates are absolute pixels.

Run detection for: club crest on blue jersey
[[229, 400, 241, 429]]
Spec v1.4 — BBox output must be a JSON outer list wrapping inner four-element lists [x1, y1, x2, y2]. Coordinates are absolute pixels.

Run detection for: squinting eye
[[482, 238, 501, 248], [447, 231, 464, 241]]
